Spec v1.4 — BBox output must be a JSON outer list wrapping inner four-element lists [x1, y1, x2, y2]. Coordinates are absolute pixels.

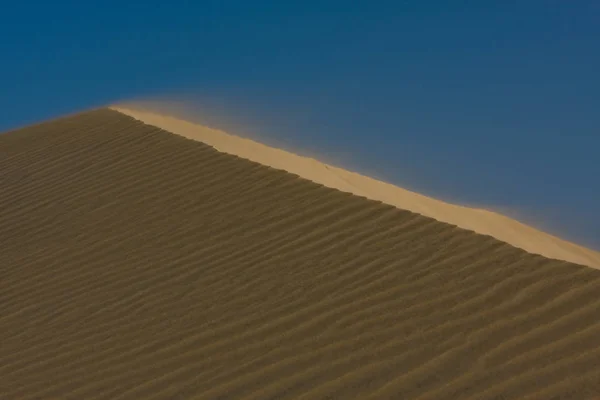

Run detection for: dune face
[[112, 106, 600, 269], [2, 109, 600, 399]]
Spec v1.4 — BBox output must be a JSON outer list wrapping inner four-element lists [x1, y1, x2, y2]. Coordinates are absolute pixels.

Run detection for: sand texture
[[2, 109, 600, 399], [112, 106, 600, 269]]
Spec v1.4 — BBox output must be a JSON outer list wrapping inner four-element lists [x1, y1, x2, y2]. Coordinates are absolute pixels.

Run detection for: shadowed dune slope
[[2, 108, 600, 399], [112, 105, 600, 269]]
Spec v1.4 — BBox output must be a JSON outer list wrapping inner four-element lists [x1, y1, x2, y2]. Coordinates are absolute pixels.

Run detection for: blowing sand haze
[[2, 108, 600, 399]]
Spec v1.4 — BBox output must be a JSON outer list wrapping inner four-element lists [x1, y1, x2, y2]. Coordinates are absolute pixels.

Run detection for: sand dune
[[2, 109, 600, 399], [111, 106, 600, 269]]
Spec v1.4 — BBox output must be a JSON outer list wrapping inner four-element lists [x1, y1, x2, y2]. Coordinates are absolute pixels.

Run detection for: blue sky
[[1, 1, 599, 249]]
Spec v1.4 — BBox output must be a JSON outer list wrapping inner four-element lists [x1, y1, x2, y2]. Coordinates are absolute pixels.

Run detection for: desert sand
[[2, 108, 600, 399], [112, 105, 600, 269]]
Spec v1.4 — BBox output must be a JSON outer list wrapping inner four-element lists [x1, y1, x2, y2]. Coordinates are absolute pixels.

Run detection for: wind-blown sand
[[2, 108, 600, 399], [112, 106, 600, 269]]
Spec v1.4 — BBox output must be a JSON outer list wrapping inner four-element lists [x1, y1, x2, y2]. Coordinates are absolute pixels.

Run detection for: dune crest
[[111, 105, 600, 269]]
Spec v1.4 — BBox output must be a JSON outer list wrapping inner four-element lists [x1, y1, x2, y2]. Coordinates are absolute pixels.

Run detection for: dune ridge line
[[111, 106, 600, 269]]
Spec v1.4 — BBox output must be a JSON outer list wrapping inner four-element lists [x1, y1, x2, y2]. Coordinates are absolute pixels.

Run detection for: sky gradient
[[1, 1, 599, 248]]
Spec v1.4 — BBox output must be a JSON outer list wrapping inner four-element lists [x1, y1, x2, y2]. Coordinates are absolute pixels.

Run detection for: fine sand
[[112, 106, 600, 269], [2, 109, 600, 399]]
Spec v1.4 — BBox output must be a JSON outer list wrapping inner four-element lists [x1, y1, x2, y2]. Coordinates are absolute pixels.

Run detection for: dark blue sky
[[1, 1, 599, 248]]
